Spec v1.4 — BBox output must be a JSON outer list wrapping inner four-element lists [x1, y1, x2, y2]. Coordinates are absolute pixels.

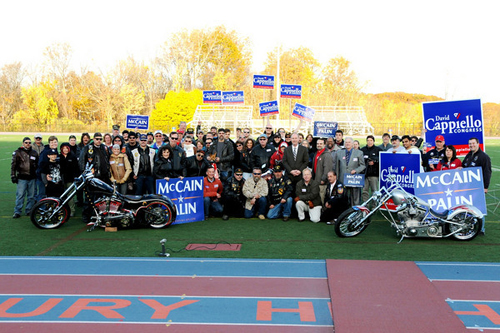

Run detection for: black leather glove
[[11, 176, 18, 184]]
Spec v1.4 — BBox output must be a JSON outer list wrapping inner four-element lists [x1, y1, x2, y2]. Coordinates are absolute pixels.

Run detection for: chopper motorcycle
[[334, 175, 483, 242], [30, 165, 176, 231]]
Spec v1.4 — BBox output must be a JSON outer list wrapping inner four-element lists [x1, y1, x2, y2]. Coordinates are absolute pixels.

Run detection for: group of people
[[11, 121, 492, 228]]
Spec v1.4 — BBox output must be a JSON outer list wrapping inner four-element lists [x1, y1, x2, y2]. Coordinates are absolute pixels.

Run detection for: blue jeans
[[135, 175, 154, 195], [244, 196, 268, 218], [267, 197, 293, 219], [35, 178, 45, 201], [14, 179, 36, 215], [204, 197, 223, 217]]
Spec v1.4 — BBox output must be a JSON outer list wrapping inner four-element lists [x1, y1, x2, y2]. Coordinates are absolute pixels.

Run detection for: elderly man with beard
[[242, 167, 268, 219]]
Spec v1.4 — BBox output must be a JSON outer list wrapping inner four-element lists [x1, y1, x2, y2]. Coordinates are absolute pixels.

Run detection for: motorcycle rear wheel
[[145, 202, 174, 229], [30, 198, 69, 229], [446, 212, 482, 241], [335, 207, 369, 238]]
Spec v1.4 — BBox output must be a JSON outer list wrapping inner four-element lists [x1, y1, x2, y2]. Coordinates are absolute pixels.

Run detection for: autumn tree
[[12, 81, 59, 130], [151, 90, 202, 132], [321, 56, 362, 107], [43, 42, 73, 118], [0, 62, 25, 129]]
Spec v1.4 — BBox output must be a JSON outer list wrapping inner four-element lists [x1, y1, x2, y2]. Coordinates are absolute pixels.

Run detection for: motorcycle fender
[[352, 206, 370, 214], [447, 205, 483, 220]]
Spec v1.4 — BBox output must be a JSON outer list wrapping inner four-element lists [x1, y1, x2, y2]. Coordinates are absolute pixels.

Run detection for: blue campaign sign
[[379, 152, 421, 194], [422, 99, 484, 156], [314, 121, 338, 137], [292, 103, 315, 122], [156, 177, 204, 224], [379, 153, 421, 211], [253, 75, 275, 89], [222, 91, 244, 104], [203, 90, 222, 104], [126, 115, 149, 130], [280, 84, 302, 99], [344, 174, 365, 188], [414, 167, 487, 215], [259, 100, 279, 117]]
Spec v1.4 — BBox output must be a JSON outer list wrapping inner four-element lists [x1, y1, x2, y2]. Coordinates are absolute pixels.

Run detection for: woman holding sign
[[435, 145, 462, 171]]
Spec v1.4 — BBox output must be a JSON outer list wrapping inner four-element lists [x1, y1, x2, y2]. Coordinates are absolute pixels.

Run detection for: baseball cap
[[391, 135, 400, 141], [234, 168, 243, 174], [34, 133, 42, 139], [154, 130, 163, 136], [140, 134, 147, 141], [435, 135, 445, 142], [258, 134, 267, 139], [273, 164, 284, 172], [47, 149, 58, 155], [112, 124, 120, 130]]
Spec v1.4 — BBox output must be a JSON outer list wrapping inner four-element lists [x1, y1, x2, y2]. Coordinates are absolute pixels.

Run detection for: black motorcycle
[[30, 165, 177, 231]]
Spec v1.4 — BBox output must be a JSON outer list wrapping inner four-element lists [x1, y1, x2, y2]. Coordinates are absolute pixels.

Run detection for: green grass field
[[1, 134, 499, 261]]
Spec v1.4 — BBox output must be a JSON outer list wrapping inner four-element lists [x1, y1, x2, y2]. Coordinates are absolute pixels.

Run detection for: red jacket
[[204, 177, 223, 198], [435, 158, 462, 171]]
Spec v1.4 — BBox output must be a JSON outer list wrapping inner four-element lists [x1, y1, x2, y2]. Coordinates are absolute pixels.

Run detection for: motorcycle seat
[[430, 208, 449, 219], [122, 195, 144, 201]]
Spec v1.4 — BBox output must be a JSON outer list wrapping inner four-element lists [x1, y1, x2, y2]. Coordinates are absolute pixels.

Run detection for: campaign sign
[[259, 100, 279, 117], [292, 103, 315, 122], [222, 91, 244, 104], [414, 167, 487, 215], [314, 121, 338, 137], [126, 114, 149, 130], [280, 84, 302, 99], [156, 177, 204, 224], [344, 174, 365, 188], [253, 75, 275, 89], [422, 99, 484, 156], [203, 90, 222, 104], [379, 152, 421, 211]]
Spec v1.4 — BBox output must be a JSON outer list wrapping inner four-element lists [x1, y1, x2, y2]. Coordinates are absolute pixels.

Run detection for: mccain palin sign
[[314, 121, 338, 137], [422, 99, 484, 156], [414, 167, 487, 215], [126, 115, 149, 130], [156, 177, 204, 224]]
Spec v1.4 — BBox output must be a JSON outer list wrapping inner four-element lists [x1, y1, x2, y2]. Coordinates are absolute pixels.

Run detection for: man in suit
[[282, 133, 309, 189], [332, 137, 366, 206]]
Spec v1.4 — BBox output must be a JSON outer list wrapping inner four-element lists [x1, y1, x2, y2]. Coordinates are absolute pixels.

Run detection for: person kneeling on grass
[[266, 164, 293, 221], [242, 167, 268, 219], [320, 170, 349, 225], [221, 168, 246, 220], [295, 168, 322, 223], [203, 166, 223, 220]]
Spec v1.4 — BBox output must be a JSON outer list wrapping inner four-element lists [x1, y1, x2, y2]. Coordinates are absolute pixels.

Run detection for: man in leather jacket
[[267, 164, 293, 221], [11, 137, 39, 218], [185, 150, 210, 177], [221, 168, 246, 220]]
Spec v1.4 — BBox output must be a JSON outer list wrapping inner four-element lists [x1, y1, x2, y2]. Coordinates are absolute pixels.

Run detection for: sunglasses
[[35, 137, 42, 140], [266, 127, 272, 129], [235, 173, 243, 176], [24, 141, 32, 144], [244, 131, 249, 134], [155, 135, 162, 137], [253, 172, 262, 175], [170, 137, 178, 140], [196, 153, 204, 156], [259, 138, 266, 140], [94, 138, 102, 141]]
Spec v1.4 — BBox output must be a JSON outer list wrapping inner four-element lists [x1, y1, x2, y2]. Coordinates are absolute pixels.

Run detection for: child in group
[[41, 149, 65, 197]]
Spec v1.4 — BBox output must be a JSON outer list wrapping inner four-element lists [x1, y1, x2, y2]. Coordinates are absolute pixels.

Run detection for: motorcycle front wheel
[[446, 212, 482, 241], [30, 198, 69, 229], [335, 207, 369, 238], [144, 202, 174, 229]]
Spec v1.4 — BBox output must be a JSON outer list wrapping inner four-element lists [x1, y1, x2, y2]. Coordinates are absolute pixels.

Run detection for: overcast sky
[[2, 0, 499, 103]]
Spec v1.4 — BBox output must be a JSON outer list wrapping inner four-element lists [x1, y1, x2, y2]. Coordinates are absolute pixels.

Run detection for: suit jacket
[[282, 144, 309, 183], [332, 148, 366, 184], [313, 149, 333, 184]]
